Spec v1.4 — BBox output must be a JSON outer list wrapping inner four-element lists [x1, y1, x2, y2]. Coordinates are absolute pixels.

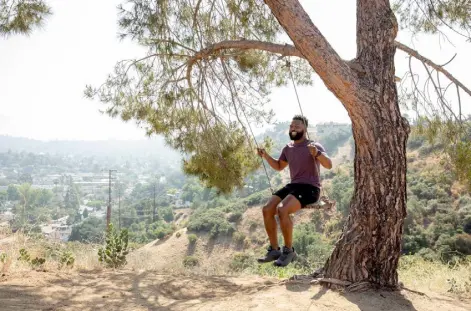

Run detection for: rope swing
[[242, 58, 335, 211]]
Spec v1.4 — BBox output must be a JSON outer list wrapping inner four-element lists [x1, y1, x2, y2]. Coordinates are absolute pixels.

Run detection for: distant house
[[41, 224, 72, 242]]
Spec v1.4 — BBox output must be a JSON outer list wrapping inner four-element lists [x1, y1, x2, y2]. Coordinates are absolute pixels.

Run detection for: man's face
[[289, 119, 306, 140]]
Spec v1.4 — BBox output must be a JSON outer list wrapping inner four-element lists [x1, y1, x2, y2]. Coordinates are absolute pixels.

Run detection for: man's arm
[[316, 152, 332, 169], [308, 143, 333, 169], [257, 148, 288, 171]]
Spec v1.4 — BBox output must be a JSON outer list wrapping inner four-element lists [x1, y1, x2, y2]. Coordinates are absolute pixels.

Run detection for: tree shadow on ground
[[0, 270, 265, 311], [186, 242, 196, 255], [308, 283, 419, 311]]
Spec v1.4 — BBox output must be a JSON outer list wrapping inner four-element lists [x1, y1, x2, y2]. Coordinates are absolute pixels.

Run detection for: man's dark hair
[[293, 115, 308, 128]]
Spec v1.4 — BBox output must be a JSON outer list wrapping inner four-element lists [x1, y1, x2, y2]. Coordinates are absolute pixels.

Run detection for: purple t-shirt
[[279, 140, 325, 188]]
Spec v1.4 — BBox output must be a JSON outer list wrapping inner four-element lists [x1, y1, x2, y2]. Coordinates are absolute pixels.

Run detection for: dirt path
[[1, 270, 470, 311]]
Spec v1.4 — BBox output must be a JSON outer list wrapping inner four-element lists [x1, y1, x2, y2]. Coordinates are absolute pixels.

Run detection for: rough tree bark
[[264, 0, 410, 289]]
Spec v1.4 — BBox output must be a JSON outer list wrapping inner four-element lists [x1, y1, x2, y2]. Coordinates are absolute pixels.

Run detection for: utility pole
[[152, 182, 156, 222], [106, 169, 117, 229], [118, 181, 121, 230]]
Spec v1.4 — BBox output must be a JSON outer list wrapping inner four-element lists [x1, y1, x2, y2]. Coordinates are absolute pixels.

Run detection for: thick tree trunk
[[323, 0, 409, 289], [264, 0, 410, 288]]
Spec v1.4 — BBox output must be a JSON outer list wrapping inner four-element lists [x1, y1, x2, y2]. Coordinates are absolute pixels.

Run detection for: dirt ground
[[1, 269, 470, 311]]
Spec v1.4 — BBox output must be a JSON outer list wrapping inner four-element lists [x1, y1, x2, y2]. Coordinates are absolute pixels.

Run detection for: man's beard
[[289, 130, 304, 141]]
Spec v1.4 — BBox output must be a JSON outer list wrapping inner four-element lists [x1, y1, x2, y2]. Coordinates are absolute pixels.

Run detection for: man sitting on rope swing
[[256, 115, 333, 267]]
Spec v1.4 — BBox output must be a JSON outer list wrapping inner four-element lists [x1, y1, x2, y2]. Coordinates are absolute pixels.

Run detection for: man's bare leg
[[257, 195, 282, 263], [262, 195, 282, 248], [274, 195, 301, 267], [277, 194, 302, 248]]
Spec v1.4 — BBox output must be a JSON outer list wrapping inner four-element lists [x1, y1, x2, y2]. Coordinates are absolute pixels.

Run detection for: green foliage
[[30, 257, 46, 268], [59, 250, 75, 268], [327, 167, 354, 216], [227, 211, 243, 222], [7, 184, 20, 201], [394, 0, 471, 36], [0, 252, 7, 264], [98, 224, 130, 269], [188, 209, 235, 237], [187, 233, 197, 245], [69, 217, 105, 244], [17, 248, 30, 262], [17, 248, 45, 269], [292, 224, 334, 265], [230, 253, 254, 271], [160, 206, 174, 222], [243, 190, 270, 206], [85, 0, 316, 194], [232, 231, 247, 246], [0, 0, 52, 36], [176, 232, 181, 238], [86, 200, 104, 209], [183, 255, 199, 267], [314, 123, 352, 156]]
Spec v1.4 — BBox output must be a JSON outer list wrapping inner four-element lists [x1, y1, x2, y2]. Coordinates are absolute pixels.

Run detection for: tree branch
[[185, 39, 304, 90], [395, 41, 471, 98], [263, 0, 359, 106]]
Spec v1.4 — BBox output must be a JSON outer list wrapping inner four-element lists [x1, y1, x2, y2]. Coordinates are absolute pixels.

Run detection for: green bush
[[188, 209, 235, 237], [230, 253, 254, 271], [183, 256, 199, 267], [292, 224, 334, 264], [17, 248, 31, 262], [417, 248, 439, 261], [31, 257, 46, 269], [176, 232, 182, 238], [98, 224, 130, 269], [227, 211, 243, 222], [244, 191, 269, 206], [188, 234, 197, 245], [59, 250, 75, 268], [232, 231, 246, 246]]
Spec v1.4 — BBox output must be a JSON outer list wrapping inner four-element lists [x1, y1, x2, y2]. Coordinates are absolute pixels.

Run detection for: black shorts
[[273, 183, 320, 208]]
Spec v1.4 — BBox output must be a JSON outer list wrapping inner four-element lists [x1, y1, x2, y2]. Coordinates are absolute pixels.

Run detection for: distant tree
[[35, 189, 53, 207], [83, 208, 89, 219], [69, 217, 105, 243], [64, 184, 80, 210], [7, 184, 19, 201], [0, 0, 52, 37]]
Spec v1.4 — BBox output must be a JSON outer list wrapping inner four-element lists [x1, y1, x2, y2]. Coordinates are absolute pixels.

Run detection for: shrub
[[227, 211, 243, 222], [59, 250, 75, 268], [98, 223, 130, 269], [417, 248, 439, 262], [17, 248, 31, 262], [188, 234, 197, 245], [244, 191, 269, 206], [230, 253, 254, 271], [31, 257, 46, 269], [232, 232, 246, 246], [176, 232, 182, 238], [188, 209, 235, 237], [183, 256, 199, 267]]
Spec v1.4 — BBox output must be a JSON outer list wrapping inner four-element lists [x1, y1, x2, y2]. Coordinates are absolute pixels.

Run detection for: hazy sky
[[1, 0, 470, 141]]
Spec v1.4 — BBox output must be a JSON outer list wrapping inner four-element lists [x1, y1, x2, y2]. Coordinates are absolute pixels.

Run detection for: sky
[[1, 0, 470, 141]]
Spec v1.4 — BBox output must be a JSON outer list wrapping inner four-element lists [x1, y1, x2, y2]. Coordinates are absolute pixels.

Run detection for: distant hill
[[0, 135, 180, 160]]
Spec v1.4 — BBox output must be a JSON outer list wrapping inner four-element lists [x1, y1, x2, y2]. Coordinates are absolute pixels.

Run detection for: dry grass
[[0, 232, 102, 274], [399, 255, 471, 298], [2, 230, 471, 301]]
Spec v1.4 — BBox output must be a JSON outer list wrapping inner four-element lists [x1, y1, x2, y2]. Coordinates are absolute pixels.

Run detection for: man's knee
[[262, 203, 278, 218], [277, 204, 289, 218], [278, 195, 301, 218]]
